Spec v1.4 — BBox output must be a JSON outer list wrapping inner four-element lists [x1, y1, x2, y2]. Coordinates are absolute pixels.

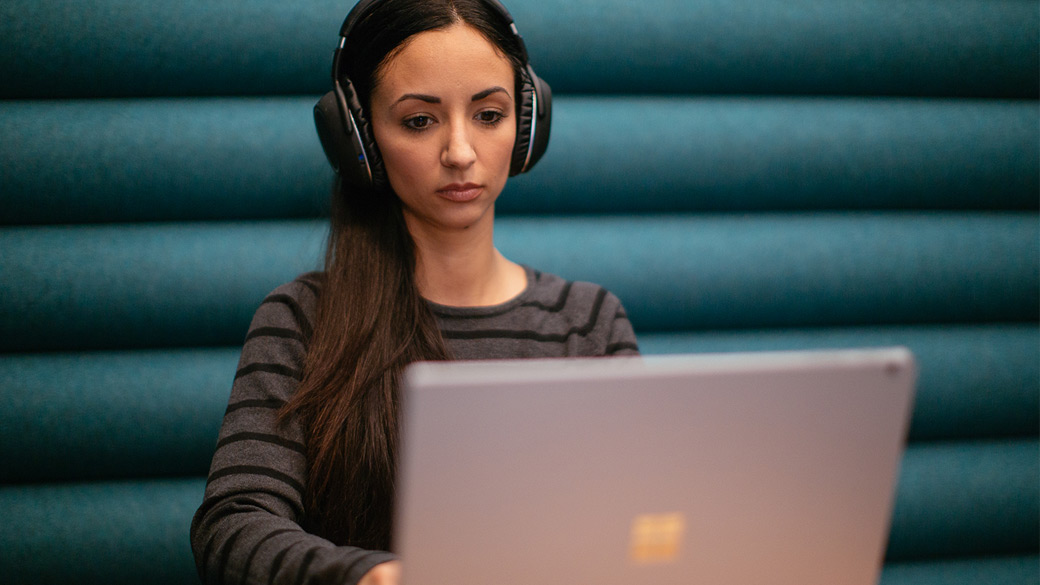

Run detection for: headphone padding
[[525, 72, 552, 172], [510, 66, 552, 175], [341, 78, 387, 190], [510, 69, 537, 176]]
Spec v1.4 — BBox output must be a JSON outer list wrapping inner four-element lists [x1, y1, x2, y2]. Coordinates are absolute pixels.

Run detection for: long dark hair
[[280, 0, 528, 550]]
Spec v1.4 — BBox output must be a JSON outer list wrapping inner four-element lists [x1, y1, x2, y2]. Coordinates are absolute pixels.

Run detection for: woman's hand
[[358, 560, 401, 585]]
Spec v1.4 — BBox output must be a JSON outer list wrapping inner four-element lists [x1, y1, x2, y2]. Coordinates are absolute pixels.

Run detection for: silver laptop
[[394, 348, 917, 585]]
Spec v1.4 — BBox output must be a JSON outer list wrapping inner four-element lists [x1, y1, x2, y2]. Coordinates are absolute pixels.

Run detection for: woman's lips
[[437, 183, 482, 202]]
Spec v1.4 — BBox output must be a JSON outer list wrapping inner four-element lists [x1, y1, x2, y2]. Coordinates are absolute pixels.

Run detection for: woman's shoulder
[[265, 271, 324, 307], [517, 266, 639, 356], [269, 271, 323, 300], [525, 267, 627, 314], [247, 272, 325, 334], [522, 267, 635, 343]]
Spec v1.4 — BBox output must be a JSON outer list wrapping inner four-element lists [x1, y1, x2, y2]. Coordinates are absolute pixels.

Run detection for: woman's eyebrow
[[394, 93, 440, 106], [472, 86, 509, 101], [391, 87, 510, 109]]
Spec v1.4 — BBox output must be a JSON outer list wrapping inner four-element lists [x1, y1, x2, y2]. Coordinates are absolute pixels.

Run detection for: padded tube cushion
[[0, 478, 204, 585], [2, 97, 1036, 224], [2, 326, 1033, 482], [1, 214, 1036, 351], [0, 221, 327, 351], [499, 214, 1039, 330], [0, 349, 240, 482], [1, 326, 1035, 483], [0, 442, 1034, 583], [505, 98, 1039, 214], [0, 98, 333, 224], [1, 0, 1036, 98], [638, 325, 1039, 443], [880, 555, 1040, 585], [885, 440, 1039, 561], [522, 0, 1039, 98]]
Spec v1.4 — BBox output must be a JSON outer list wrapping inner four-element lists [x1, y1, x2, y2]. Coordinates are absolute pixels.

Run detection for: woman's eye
[[477, 110, 505, 126], [403, 115, 433, 131]]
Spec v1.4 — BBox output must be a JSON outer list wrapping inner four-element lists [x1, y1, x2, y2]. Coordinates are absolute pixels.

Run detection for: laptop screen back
[[394, 348, 916, 585]]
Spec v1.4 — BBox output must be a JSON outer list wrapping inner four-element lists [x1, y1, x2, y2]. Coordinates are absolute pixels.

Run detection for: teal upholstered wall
[[1, 1, 1037, 583]]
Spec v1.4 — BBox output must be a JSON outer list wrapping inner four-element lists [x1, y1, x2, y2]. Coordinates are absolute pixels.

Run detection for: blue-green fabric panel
[[880, 555, 1040, 585], [0, 348, 239, 483], [499, 214, 1039, 331], [0, 443, 1034, 583], [0, 478, 204, 585], [1, 327, 1035, 483], [638, 325, 1039, 442], [506, 98, 1038, 215], [2, 0, 1034, 577], [885, 440, 1039, 561], [2, 215, 1035, 351], [0, 98, 333, 224], [3, 97, 1036, 224], [0, 222, 326, 351], [1, 0, 1036, 99]]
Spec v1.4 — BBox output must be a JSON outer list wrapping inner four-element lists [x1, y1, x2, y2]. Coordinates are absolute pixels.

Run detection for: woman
[[190, 0, 639, 583]]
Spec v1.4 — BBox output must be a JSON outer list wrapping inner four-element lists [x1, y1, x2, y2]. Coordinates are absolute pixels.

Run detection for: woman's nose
[[441, 122, 477, 169]]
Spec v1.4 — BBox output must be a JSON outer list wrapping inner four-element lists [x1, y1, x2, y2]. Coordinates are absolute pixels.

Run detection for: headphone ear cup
[[510, 66, 552, 176], [313, 81, 387, 190], [314, 90, 356, 178]]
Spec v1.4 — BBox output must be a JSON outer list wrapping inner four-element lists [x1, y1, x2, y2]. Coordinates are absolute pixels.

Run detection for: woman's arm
[[190, 278, 396, 585], [605, 291, 640, 356]]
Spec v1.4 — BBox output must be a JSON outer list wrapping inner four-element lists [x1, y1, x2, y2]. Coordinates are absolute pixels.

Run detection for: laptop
[[393, 347, 917, 585]]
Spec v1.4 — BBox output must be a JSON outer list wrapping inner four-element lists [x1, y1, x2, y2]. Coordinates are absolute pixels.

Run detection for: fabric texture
[[4, 98, 1036, 225], [190, 266, 638, 585], [4, 0, 1036, 99]]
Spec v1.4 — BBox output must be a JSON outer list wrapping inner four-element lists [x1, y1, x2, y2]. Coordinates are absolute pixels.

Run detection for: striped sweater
[[190, 266, 639, 585]]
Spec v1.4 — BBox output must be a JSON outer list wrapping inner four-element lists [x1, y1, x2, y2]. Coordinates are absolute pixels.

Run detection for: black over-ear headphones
[[314, 0, 552, 191]]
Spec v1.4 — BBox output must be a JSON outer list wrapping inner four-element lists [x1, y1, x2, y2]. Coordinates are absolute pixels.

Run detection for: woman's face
[[369, 23, 517, 235]]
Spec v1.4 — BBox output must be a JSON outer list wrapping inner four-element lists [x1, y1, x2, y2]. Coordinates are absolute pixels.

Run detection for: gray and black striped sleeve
[[190, 276, 395, 585], [604, 291, 640, 357]]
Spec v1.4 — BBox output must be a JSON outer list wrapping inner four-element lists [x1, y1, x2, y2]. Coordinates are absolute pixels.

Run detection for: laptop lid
[[394, 347, 916, 585]]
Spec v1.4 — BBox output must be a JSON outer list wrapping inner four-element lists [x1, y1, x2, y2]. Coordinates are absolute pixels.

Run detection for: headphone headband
[[334, 0, 531, 84]]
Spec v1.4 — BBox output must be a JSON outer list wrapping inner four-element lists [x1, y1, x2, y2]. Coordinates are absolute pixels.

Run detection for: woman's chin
[[404, 203, 496, 235]]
